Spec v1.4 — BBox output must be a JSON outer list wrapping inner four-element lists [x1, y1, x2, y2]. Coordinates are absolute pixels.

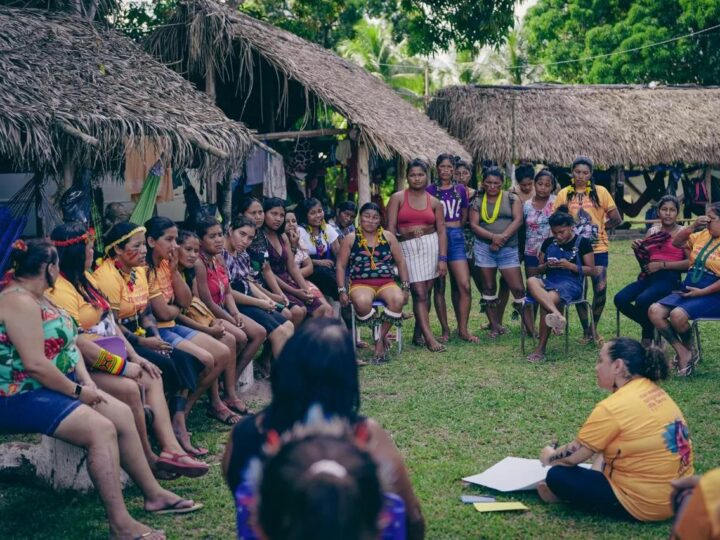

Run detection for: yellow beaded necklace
[[481, 191, 503, 224]]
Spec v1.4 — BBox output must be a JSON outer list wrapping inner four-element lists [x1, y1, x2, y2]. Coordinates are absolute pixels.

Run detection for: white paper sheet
[[462, 457, 591, 492]]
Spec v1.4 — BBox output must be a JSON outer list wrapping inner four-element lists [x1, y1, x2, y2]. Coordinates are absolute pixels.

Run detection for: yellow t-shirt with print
[[554, 185, 617, 253], [46, 274, 104, 330], [577, 377, 694, 521], [687, 229, 720, 277], [672, 468, 720, 540], [147, 259, 175, 329], [92, 258, 150, 321]]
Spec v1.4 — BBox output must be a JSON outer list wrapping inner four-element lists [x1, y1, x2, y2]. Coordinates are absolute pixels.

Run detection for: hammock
[[129, 159, 164, 226], [0, 175, 37, 274]]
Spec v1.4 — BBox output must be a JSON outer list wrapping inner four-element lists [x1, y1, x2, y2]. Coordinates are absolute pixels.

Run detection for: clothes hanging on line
[[245, 146, 266, 186], [124, 139, 174, 202], [263, 151, 286, 200]]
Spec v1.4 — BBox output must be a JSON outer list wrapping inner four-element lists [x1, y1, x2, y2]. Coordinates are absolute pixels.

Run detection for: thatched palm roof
[[0, 6, 254, 173], [146, 0, 469, 163], [429, 84, 720, 168]]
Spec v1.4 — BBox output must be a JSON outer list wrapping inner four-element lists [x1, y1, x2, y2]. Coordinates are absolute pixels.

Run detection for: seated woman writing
[[92, 222, 206, 458], [526, 206, 595, 362], [47, 223, 208, 478], [537, 338, 694, 522], [144, 217, 237, 426], [0, 239, 201, 540], [222, 318, 425, 540], [649, 202, 720, 376], [335, 202, 410, 364], [614, 195, 688, 347]]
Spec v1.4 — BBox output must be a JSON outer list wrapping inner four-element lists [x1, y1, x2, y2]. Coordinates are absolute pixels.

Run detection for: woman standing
[[649, 203, 720, 376], [427, 154, 477, 344], [92, 222, 206, 457], [538, 338, 693, 522], [263, 198, 333, 320], [386, 159, 447, 353], [614, 196, 688, 347], [47, 223, 208, 477], [523, 170, 557, 277], [554, 156, 622, 345], [469, 167, 534, 338], [0, 239, 200, 540], [335, 202, 410, 363]]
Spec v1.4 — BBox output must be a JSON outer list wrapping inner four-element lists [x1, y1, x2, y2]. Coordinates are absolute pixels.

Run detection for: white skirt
[[400, 232, 439, 283]]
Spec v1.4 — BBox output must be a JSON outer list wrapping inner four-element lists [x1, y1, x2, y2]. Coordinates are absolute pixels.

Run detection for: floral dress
[[0, 288, 81, 396]]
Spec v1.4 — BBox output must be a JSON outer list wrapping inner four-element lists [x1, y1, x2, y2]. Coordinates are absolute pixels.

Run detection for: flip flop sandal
[[426, 343, 447, 353], [370, 354, 388, 365], [438, 334, 450, 343], [526, 352, 546, 363], [223, 399, 249, 415], [206, 407, 242, 426], [177, 440, 209, 458], [150, 500, 204, 515], [156, 452, 209, 478], [545, 313, 566, 335], [153, 469, 180, 481], [459, 334, 481, 344], [134, 530, 166, 540], [356, 358, 369, 367]]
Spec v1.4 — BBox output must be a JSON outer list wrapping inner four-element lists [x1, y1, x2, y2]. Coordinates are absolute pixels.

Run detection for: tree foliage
[[524, 0, 720, 84]]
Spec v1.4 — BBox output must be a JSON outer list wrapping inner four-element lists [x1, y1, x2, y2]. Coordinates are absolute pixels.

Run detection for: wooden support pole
[[186, 135, 229, 160], [57, 122, 99, 147], [258, 128, 348, 141], [63, 162, 76, 190], [395, 156, 406, 191], [705, 166, 712, 203], [357, 139, 371, 207]]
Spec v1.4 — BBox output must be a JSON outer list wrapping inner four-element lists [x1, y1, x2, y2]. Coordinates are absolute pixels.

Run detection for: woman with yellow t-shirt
[[649, 202, 720, 376], [144, 217, 239, 427], [554, 156, 622, 345], [93, 221, 206, 457], [537, 337, 693, 521], [47, 222, 208, 478]]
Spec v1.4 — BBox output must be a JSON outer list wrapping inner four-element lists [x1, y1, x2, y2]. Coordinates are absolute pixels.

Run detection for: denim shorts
[[0, 373, 81, 435], [158, 324, 199, 347], [473, 241, 520, 269], [446, 227, 467, 262]]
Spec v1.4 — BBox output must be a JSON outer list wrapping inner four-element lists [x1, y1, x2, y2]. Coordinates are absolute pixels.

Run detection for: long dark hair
[[3, 238, 57, 290], [264, 318, 360, 434], [51, 222, 106, 307], [263, 197, 287, 235], [296, 198, 323, 228], [608, 337, 669, 382], [569, 156, 600, 207], [178, 229, 198, 289], [144, 216, 176, 272], [258, 433, 383, 540]]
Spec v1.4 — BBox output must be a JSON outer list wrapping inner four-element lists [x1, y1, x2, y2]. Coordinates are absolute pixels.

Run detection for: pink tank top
[[397, 190, 435, 228]]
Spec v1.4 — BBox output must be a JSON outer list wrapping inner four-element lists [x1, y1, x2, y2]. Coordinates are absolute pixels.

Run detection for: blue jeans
[[614, 270, 680, 340]]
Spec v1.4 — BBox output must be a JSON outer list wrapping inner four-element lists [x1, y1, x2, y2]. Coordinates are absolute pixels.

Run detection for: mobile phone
[[460, 495, 496, 504], [275, 302, 285, 311], [546, 257, 559, 263]]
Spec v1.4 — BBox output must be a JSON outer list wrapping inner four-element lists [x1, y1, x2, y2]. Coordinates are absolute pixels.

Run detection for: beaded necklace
[[306, 223, 330, 258], [112, 260, 145, 336], [689, 234, 720, 283], [481, 191, 503, 224], [357, 227, 387, 270]]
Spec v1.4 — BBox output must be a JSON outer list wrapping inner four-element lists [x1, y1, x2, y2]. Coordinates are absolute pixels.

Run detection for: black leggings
[[614, 270, 680, 340], [309, 263, 339, 300], [546, 466, 634, 520], [134, 345, 202, 396]]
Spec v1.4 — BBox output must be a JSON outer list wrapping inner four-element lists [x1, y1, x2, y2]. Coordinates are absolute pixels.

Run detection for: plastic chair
[[350, 300, 403, 355], [235, 482, 406, 540], [521, 277, 595, 355]]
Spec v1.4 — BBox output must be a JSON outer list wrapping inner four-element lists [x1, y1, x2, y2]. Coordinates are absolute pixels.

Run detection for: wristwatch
[[338, 286, 347, 294], [400, 281, 410, 291], [73, 384, 83, 399]]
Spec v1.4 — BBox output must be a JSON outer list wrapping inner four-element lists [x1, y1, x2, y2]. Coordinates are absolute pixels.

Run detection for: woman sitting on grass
[[649, 202, 720, 376], [537, 337, 693, 522], [335, 202, 410, 364], [526, 206, 595, 362], [0, 239, 201, 540], [222, 318, 425, 539], [614, 195, 688, 347], [47, 222, 208, 478]]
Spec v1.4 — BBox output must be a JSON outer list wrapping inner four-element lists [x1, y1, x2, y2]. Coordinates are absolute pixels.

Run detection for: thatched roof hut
[[428, 84, 720, 168], [146, 0, 469, 164], [0, 6, 254, 174]]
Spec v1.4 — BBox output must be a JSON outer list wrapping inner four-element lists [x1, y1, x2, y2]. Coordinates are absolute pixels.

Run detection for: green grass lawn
[[1, 239, 719, 539]]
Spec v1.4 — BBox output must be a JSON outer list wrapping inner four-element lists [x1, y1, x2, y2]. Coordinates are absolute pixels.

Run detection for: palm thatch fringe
[[429, 84, 720, 168], [0, 6, 254, 175], [146, 0, 469, 164]]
